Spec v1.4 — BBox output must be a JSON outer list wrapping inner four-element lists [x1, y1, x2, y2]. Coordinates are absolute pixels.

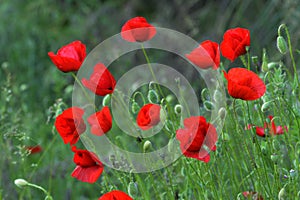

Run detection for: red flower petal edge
[[121, 16, 157, 42], [26, 145, 42, 154], [98, 190, 133, 200]]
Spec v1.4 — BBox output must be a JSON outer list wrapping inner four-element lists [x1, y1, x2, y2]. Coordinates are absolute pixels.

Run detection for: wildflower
[[71, 146, 104, 183], [136, 103, 161, 130], [55, 107, 86, 145], [186, 40, 220, 70], [87, 106, 112, 136], [48, 40, 86, 72], [82, 63, 116, 96], [223, 68, 266, 101], [220, 28, 250, 61], [121, 17, 156, 42], [176, 116, 217, 162], [98, 190, 133, 200]]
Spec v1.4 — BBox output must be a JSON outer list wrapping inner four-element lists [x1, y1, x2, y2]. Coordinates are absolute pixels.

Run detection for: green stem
[[71, 72, 96, 109]]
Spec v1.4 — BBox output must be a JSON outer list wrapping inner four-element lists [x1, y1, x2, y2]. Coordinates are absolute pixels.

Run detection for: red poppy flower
[[176, 116, 217, 162], [55, 107, 86, 146], [136, 103, 161, 130], [242, 191, 264, 200], [82, 63, 116, 96], [186, 40, 220, 70], [220, 27, 250, 62], [98, 190, 133, 200], [26, 145, 42, 154], [48, 40, 86, 72], [71, 146, 104, 183], [121, 16, 156, 42], [223, 68, 266, 101], [247, 116, 288, 137], [87, 106, 112, 136]]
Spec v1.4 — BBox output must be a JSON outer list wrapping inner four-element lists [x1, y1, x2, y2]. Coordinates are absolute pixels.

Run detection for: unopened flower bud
[[131, 102, 140, 114], [289, 169, 297, 178], [278, 187, 286, 200], [14, 178, 28, 188], [166, 95, 174, 103], [267, 62, 278, 70], [277, 36, 287, 54], [128, 181, 138, 197], [102, 94, 111, 106], [213, 90, 223, 102], [218, 107, 226, 119], [143, 140, 152, 152], [204, 101, 214, 111], [201, 88, 210, 102], [174, 104, 182, 115], [261, 101, 273, 112], [147, 90, 159, 104], [261, 49, 268, 72], [251, 56, 259, 66]]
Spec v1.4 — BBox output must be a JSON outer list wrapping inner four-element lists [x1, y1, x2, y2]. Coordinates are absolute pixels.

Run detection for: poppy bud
[[278, 187, 286, 200], [267, 62, 278, 70], [251, 56, 259, 66], [147, 90, 159, 104], [166, 95, 175, 103], [131, 102, 140, 114], [277, 36, 287, 54], [272, 140, 281, 151], [271, 154, 279, 163], [102, 94, 111, 106], [204, 101, 214, 111], [143, 140, 152, 152], [201, 88, 210, 102], [14, 178, 28, 188], [128, 182, 138, 197], [174, 104, 182, 115], [213, 90, 223, 102], [261, 101, 273, 112], [261, 49, 268, 72], [289, 169, 297, 178], [218, 107, 227, 119]]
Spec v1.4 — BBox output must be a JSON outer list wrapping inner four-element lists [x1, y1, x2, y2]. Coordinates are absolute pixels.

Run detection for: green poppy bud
[[143, 140, 152, 152], [277, 36, 287, 54], [147, 90, 159, 104], [267, 62, 278, 70], [261, 49, 268, 72], [14, 178, 28, 188], [261, 101, 273, 112], [131, 102, 140, 114], [204, 101, 214, 111], [102, 94, 111, 106], [174, 104, 182, 115], [201, 88, 210, 102], [128, 182, 138, 198], [278, 187, 286, 200], [166, 95, 175, 103], [218, 107, 227, 119]]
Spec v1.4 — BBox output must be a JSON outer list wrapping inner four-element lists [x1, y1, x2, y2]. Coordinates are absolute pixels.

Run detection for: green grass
[[1, 1, 300, 199]]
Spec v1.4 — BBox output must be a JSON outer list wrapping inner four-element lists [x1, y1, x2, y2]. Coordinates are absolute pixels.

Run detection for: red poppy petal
[[71, 165, 104, 183], [98, 190, 133, 200], [255, 127, 265, 137]]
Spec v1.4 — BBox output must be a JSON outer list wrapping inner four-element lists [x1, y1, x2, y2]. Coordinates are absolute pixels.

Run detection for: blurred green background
[[1, 0, 300, 199]]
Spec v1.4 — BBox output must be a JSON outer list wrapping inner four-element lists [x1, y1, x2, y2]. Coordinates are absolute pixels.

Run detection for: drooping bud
[[147, 90, 159, 104], [102, 94, 111, 106], [261, 49, 268, 72], [131, 102, 140, 114], [267, 62, 278, 70], [277, 36, 287, 54], [143, 140, 152, 152], [261, 101, 273, 112], [204, 101, 214, 111], [278, 187, 286, 200], [14, 178, 29, 188], [174, 104, 182, 115], [218, 107, 227, 119], [128, 181, 139, 197]]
